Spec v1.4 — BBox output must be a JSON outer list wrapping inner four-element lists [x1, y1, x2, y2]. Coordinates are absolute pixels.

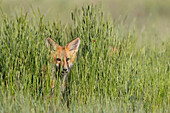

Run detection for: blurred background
[[0, 0, 170, 39]]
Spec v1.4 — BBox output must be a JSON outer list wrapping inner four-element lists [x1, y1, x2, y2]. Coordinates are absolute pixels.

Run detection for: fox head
[[46, 37, 80, 77]]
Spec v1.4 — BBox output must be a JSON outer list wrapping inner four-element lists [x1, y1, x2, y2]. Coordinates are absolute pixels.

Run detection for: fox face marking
[[46, 37, 80, 94]]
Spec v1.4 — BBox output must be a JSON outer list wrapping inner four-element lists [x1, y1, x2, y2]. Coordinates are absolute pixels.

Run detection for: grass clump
[[0, 4, 169, 113]]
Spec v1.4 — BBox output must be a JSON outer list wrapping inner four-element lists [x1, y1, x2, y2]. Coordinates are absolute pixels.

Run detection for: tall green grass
[[0, 4, 169, 112]]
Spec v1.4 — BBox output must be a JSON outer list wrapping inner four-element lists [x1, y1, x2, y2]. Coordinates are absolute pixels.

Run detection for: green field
[[0, 0, 169, 112]]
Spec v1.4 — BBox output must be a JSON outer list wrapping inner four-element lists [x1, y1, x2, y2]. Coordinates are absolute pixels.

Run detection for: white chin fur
[[56, 64, 59, 67]]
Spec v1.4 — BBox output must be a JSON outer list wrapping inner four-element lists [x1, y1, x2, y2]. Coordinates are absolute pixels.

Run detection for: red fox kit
[[46, 37, 80, 96]]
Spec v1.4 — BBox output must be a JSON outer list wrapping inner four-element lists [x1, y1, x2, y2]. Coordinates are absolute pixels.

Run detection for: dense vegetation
[[0, 4, 169, 113]]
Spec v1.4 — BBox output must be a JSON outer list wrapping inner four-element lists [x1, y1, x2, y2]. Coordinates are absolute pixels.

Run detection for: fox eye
[[66, 58, 70, 62], [56, 58, 61, 61]]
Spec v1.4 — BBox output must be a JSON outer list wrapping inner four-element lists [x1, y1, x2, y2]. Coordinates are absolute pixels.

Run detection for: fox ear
[[67, 37, 80, 52], [46, 37, 60, 51]]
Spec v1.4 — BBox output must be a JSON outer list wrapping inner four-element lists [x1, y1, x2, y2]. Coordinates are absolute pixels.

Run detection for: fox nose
[[63, 68, 68, 72]]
